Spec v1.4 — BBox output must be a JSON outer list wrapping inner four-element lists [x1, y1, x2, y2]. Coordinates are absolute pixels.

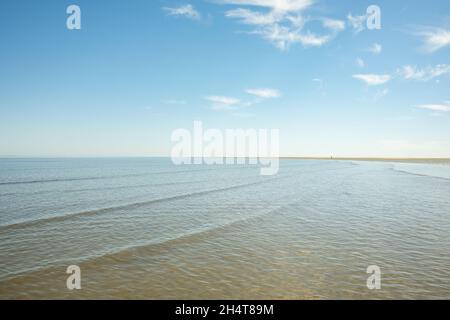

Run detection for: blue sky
[[0, 0, 449, 157]]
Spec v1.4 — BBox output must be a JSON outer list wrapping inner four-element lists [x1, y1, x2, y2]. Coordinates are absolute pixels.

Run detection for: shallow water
[[0, 158, 449, 299]]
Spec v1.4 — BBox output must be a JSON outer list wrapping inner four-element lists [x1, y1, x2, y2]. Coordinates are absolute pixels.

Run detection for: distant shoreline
[[281, 157, 450, 164]]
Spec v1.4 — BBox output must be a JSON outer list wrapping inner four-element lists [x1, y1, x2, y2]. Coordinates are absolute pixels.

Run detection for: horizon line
[[1, 156, 450, 161]]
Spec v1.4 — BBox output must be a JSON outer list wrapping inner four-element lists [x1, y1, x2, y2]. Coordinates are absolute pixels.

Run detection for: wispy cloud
[[206, 87, 281, 111], [347, 13, 367, 33], [246, 88, 281, 98], [353, 63, 450, 87], [415, 27, 450, 53], [321, 18, 346, 32], [206, 96, 240, 105], [164, 4, 201, 20], [225, 8, 279, 25], [205, 96, 241, 110], [368, 43, 382, 54], [398, 64, 450, 81], [353, 74, 391, 86], [221, 0, 342, 50], [219, 0, 314, 12], [416, 103, 450, 112]]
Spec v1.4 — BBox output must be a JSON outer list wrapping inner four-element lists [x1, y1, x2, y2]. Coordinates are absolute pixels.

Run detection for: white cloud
[[206, 87, 281, 112], [286, 14, 305, 28], [321, 18, 345, 32], [416, 103, 450, 112], [353, 74, 391, 86], [219, 0, 314, 13], [352, 64, 449, 88], [206, 96, 240, 105], [347, 13, 367, 33], [368, 43, 382, 54], [164, 4, 201, 20], [221, 0, 342, 50], [398, 64, 450, 81], [205, 96, 240, 110], [416, 27, 450, 53], [253, 24, 332, 50], [225, 8, 278, 25], [292, 31, 331, 47], [246, 88, 281, 98]]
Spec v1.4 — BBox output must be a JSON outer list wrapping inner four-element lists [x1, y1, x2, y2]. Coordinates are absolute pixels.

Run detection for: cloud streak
[[246, 88, 282, 98], [321, 18, 345, 32], [205, 96, 241, 110], [415, 27, 450, 53], [206, 87, 281, 111], [416, 103, 450, 112], [219, 0, 314, 12], [221, 0, 343, 50], [347, 13, 367, 33], [353, 74, 391, 86], [398, 64, 450, 81], [164, 4, 201, 20]]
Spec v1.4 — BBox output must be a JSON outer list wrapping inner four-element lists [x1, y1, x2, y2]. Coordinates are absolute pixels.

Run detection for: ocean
[[0, 158, 449, 299]]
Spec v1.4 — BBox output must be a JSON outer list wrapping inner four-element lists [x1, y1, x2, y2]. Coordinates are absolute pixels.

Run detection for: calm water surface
[[0, 158, 449, 299]]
